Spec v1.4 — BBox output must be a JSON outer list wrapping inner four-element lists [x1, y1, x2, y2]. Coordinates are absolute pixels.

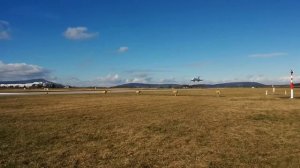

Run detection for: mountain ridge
[[112, 82, 267, 88], [1, 79, 298, 88]]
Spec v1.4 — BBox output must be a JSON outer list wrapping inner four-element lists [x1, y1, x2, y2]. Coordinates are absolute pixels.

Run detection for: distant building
[[0, 79, 64, 88]]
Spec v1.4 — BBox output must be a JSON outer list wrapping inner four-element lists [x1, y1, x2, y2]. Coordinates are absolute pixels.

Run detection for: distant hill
[[112, 82, 266, 88], [211, 82, 266, 88], [294, 83, 300, 88], [0, 79, 65, 88], [112, 83, 182, 88]]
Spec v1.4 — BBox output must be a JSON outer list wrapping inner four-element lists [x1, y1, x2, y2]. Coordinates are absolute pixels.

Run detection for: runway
[[0, 90, 129, 96], [0, 89, 169, 96], [0, 88, 210, 96]]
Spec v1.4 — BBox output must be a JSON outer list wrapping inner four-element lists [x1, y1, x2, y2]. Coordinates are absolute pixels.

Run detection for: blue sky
[[1, 0, 300, 86]]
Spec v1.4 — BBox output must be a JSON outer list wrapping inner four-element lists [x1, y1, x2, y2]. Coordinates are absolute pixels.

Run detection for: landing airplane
[[191, 76, 203, 82]]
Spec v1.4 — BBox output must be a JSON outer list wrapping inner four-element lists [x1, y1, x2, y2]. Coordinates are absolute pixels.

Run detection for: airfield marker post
[[290, 70, 294, 99], [216, 90, 221, 97], [285, 90, 287, 96], [265, 90, 268, 96]]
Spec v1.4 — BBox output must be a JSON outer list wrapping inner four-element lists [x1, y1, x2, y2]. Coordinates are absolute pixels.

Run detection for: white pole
[[290, 70, 294, 99]]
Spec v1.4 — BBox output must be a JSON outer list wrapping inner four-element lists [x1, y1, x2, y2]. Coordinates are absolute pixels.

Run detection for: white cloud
[[60, 74, 125, 87], [126, 73, 152, 83], [159, 77, 177, 84], [0, 20, 10, 40], [243, 74, 282, 84], [205, 74, 300, 85], [63, 26, 98, 40], [95, 74, 124, 85], [249, 52, 287, 58], [117, 46, 129, 53], [126, 77, 151, 83], [124, 68, 170, 74], [0, 61, 50, 81], [59, 73, 154, 87]]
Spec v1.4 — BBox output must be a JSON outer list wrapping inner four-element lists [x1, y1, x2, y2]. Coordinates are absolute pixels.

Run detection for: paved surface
[[0, 91, 121, 96], [0, 88, 207, 96], [0, 89, 171, 96]]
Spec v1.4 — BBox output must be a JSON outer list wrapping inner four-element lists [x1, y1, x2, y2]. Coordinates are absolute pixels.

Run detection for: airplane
[[191, 76, 203, 82]]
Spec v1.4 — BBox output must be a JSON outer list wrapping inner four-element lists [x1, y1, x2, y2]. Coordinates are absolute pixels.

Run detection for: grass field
[[0, 88, 300, 167]]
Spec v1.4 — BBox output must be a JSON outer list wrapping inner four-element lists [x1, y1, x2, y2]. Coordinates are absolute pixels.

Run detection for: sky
[[1, 0, 300, 86]]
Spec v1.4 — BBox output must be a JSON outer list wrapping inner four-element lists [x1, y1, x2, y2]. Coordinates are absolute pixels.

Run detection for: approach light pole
[[290, 70, 294, 99]]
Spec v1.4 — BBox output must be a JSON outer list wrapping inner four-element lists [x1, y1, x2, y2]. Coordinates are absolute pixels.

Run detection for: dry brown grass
[[0, 88, 300, 167]]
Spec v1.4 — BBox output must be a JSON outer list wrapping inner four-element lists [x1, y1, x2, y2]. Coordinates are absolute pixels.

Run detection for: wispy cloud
[[95, 74, 124, 85], [117, 46, 129, 53], [159, 77, 177, 84], [59, 73, 154, 87], [0, 61, 50, 80], [63, 26, 98, 40], [55, 72, 185, 87], [206, 74, 299, 85], [0, 20, 11, 40], [59, 74, 125, 87], [126, 73, 153, 83], [124, 69, 170, 74], [249, 52, 288, 58]]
